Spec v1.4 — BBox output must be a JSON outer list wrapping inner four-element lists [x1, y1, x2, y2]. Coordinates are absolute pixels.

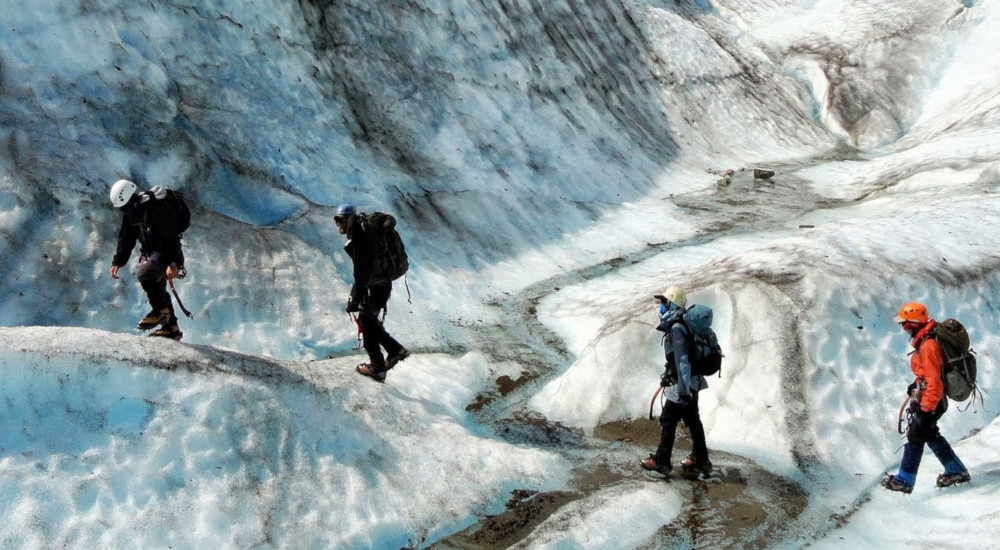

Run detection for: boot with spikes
[[881, 474, 914, 494], [149, 319, 183, 341], [137, 307, 172, 331]]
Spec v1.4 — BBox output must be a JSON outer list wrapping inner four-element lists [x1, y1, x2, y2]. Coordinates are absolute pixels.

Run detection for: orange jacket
[[910, 320, 945, 412]]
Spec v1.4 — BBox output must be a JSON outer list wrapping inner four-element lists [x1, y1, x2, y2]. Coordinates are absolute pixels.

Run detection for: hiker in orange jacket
[[881, 302, 970, 493]]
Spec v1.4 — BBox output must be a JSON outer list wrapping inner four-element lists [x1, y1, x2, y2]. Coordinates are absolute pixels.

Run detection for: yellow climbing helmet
[[653, 286, 687, 308]]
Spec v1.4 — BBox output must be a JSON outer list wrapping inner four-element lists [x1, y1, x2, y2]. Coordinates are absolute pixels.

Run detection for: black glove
[[660, 364, 676, 387], [345, 298, 360, 313], [907, 382, 917, 396], [677, 393, 692, 406]]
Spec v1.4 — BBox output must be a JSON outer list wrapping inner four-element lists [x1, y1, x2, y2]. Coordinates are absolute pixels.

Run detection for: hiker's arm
[[350, 228, 373, 302], [918, 339, 945, 412], [111, 217, 138, 270]]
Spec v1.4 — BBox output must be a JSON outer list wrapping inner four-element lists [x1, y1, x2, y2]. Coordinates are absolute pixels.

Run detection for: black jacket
[[112, 190, 185, 267], [344, 218, 374, 304]]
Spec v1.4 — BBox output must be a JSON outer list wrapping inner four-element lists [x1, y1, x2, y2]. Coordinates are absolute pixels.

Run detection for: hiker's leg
[[655, 401, 683, 467], [366, 283, 404, 357], [682, 392, 709, 463], [357, 311, 387, 368], [927, 434, 968, 475], [137, 252, 172, 312], [897, 442, 924, 485], [898, 415, 936, 484]]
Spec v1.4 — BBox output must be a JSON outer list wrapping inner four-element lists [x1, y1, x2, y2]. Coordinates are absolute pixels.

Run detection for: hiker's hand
[[110, 265, 120, 279], [660, 367, 675, 387], [907, 382, 917, 396], [345, 298, 359, 313], [166, 264, 179, 280], [677, 394, 692, 406]]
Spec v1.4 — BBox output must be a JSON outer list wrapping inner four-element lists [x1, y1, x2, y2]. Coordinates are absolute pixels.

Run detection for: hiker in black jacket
[[335, 204, 409, 382], [108, 179, 187, 340]]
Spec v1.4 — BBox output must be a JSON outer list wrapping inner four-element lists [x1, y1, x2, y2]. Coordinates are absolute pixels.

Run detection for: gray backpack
[[660, 305, 723, 378]]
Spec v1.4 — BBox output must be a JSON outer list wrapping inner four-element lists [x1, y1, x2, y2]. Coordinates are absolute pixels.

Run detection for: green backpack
[[932, 318, 979, 403]]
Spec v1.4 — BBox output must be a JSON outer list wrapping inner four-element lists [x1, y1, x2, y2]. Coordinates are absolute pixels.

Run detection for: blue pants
[[897, 405, 967, 484]]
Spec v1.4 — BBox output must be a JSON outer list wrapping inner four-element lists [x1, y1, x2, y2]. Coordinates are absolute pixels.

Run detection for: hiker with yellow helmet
[[881, 302, 971, 493], [640, 286, 713, 478]]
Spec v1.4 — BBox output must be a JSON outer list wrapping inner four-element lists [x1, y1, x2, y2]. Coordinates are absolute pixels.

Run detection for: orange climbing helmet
[[893, 302, 929, 324]]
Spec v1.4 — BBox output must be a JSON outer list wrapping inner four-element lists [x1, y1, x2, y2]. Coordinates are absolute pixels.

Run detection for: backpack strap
[[676, 306, 699, 348]]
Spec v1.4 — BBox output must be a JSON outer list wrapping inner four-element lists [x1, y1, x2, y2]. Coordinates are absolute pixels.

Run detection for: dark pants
[[898, 402, 966, 484], [357, 283, 404, 370], [137, 252, 175, 318], [655, 392, 708, 467]]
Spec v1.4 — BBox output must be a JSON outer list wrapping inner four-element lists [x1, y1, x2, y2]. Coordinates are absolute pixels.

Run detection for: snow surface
[[0, 328, 566, 548], [2, 0, 1000, 548]]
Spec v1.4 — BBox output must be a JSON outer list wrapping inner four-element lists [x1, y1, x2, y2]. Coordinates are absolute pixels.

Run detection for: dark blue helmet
[[334, 204, 357, 228]]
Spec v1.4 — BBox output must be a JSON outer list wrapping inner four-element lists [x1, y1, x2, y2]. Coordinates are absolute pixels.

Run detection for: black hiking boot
[[680, 455, 713, 476], [936, 471, 971, 488], [386, 348, 410, 369], [149, 321, 182, 341], [137, 307, 172, 330], [640, 455, 670, 475], [356, 363, 387, 383], [881, 474, 913, 494]]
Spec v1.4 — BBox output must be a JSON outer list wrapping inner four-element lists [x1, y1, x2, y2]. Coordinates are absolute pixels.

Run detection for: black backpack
[[931, 318, 979, 403], [156, 188, 191, 236], [140, 187, 190, 237], [359, 211, 408, 283]]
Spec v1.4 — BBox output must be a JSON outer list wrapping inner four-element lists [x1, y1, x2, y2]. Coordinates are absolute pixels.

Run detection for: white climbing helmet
[[109, 179, 138, 208]]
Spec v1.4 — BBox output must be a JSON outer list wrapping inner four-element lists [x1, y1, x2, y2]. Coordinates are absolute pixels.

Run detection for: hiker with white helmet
[[108, 178, 191, 340], [641, 286, 713, 478]]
